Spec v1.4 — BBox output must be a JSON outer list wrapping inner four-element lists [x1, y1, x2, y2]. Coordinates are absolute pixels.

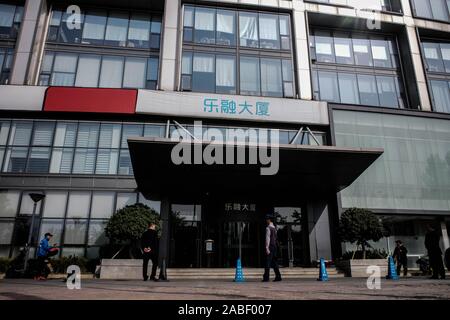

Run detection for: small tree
[[338, 208, 384, 260], [105, 203, 160, 258]]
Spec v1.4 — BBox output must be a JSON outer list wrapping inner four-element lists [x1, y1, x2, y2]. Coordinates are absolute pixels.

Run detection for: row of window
[[183, 6, 291, 50], [0, 3, 23, 39], [0, 119, 327, 175], [410, 0, 450, 23], [310, 30, 399, 69], [48, 8, 161, 50], [181, 52, 294, 98], [39, 51, 159, 89], [312, 71, 405, 108], [311, 0, 402, 13]]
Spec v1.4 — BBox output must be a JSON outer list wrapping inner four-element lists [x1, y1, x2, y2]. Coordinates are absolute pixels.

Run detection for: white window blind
[[76, 123, 99, 148], [76, 55, 101, 87], [32, 122, 54, 146]]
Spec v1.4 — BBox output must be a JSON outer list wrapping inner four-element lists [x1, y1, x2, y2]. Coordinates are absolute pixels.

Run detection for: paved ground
[[0, 277, 449, 300]]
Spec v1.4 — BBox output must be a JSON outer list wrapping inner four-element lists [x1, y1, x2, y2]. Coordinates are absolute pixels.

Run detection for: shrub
[[341, 249, 388, 260], [0, 258, 12, 273]]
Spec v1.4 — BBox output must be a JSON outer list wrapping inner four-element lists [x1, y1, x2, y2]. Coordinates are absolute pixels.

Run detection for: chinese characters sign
[[203, 98, 270, 117]]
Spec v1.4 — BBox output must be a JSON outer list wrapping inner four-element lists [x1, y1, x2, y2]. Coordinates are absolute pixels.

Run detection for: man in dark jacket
[[393, 240, 408, 276], [262, 215, 282, 282], [425, 224, 445, 280], [141, 222, 159, 281]]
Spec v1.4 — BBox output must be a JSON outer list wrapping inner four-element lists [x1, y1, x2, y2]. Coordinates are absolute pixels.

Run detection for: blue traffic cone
[[234, 258, 245, 282], [386, 256, 399, 280], [317, 258, 329, 281]]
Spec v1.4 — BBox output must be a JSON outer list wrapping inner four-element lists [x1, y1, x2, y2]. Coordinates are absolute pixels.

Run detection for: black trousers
[[263, 246, 281, 281], [36, 256, 48, 278], [143, 253, 158, 279], [396, 260, 408, 276], [429, 253, 445, 278]]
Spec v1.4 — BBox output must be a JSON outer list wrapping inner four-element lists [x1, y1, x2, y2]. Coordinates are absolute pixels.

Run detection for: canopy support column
[[158, 197, 170, 281]]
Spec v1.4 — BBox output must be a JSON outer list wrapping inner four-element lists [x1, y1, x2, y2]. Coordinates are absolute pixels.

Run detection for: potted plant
[[336, 208, 388, 277]]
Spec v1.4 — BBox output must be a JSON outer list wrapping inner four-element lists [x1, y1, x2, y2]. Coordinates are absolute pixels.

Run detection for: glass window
[[282, 59, 294, 98], [123, 57, 146, 88], [430, 80, 450, 113], [0, 220, 14, 245], [39, 219, 63, 245], [430, 0, 449, 22], [279, 15, 290, 50], [423, 42, 445, 73], [377, 76, 398, 107], [358, 74, 379, 106], [240, 56, 260, 96], [49, 148, 73, 174], [121, 124, 143, 148], [42, 191, 67, 218], [371, 39, 391, 68], [334, 33, 354, 65], [440, 43, 450, 73], [95, 149, 118, 174], [315, 31, 335, 63], [353, 37, 372, 66], [412, 0, 433, 19], [67, 192, 91, 218], [64, 219, 88, 244], [239, 12, 258, 48], [128, 13, 150, 48], [0, 120, 10, 145], [4, 147, 27, 173], [19, 191, 42, 215], [82, 11, 107, 45], [32, 122, 54, 146], [75, 55, 101, 87], [318, 71, 340, 102], [0, 4, 16, 27], [88, 220, 108, 245], [53, 122, 77, 147], [99, 123, 121, 148], [91, 192, 115, 219], [59, 10, 83, 43], [146, 57, 159, 89], [116, 192, 137, 210], [144, 124, 165, 138], [73, 148, 96, 174], [261, 58, 282, 97], [183, 6, 194, 42], [259, 14, 279, 50], [99, 56, 124, 88], [118, 149, 133, 175], [0, 190, 20, 217], [76, 123, 99, 148], [9, 121, 32, 146], [194, 7, 215, 44], [216, 10, 235, 46], [192, 53, 215, 93], [216, 55, 236, 94], [338, 73, 360, 105], [27, 147, 51, 173], [51, 53, 77, 86], [104, 12, 129, 46]]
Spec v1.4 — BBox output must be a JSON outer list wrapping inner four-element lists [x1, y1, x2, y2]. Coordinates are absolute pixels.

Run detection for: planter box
[[336, 259, 388, 277], [100, 259, 146, 280]]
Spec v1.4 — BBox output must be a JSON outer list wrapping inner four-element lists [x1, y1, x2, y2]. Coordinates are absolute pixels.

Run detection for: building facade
[[0, 0, 449, 268]]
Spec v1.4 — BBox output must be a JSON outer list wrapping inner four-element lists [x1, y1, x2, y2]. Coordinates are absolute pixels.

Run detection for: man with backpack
[[262, 215, 282, 282]]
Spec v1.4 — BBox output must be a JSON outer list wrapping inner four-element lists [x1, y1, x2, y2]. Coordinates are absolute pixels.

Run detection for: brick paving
[[0, 277, 449, 300]]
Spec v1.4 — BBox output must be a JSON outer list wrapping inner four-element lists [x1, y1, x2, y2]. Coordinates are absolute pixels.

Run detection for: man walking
[[36, 232, 53, 280], [425, 224, 445, 280], [262, 215, 282, 282], [141, 222, 159, 281], [393, 240, 408, 276]]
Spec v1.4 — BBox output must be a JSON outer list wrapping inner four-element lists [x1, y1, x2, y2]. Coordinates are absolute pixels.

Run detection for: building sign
[[203, 98, 270, 117], [225, 203, 256, 212]]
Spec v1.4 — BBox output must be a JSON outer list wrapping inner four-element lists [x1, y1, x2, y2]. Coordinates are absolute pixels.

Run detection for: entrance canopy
[[128, 137, 383, 202]]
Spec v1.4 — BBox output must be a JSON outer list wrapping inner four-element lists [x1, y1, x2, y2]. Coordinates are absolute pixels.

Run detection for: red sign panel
[[43, 87, 137, 114]]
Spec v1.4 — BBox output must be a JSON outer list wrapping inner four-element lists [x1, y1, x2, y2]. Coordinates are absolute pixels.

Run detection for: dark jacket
[[393, 245, 408, 263], [141, 229, 158, 254], [425, 230, 442, 255]]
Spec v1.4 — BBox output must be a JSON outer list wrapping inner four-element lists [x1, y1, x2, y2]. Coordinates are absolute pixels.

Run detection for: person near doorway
[[35, 232, 56, 280], [262, 215, 282, 282], [393, 240, 408, 276], [141, 222, 159, 281], [424, 224, 445, 280]]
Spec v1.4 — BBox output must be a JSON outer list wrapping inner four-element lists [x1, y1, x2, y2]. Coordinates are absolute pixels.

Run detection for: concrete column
[[159, 0, 180, 91], [158, 197, 170, 280], [292, 2, 312, 100], [307, 201, 332, 263], [401, 0, 432, 111], [441, 221, 450, 250], [10, 0, 45, 85]]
